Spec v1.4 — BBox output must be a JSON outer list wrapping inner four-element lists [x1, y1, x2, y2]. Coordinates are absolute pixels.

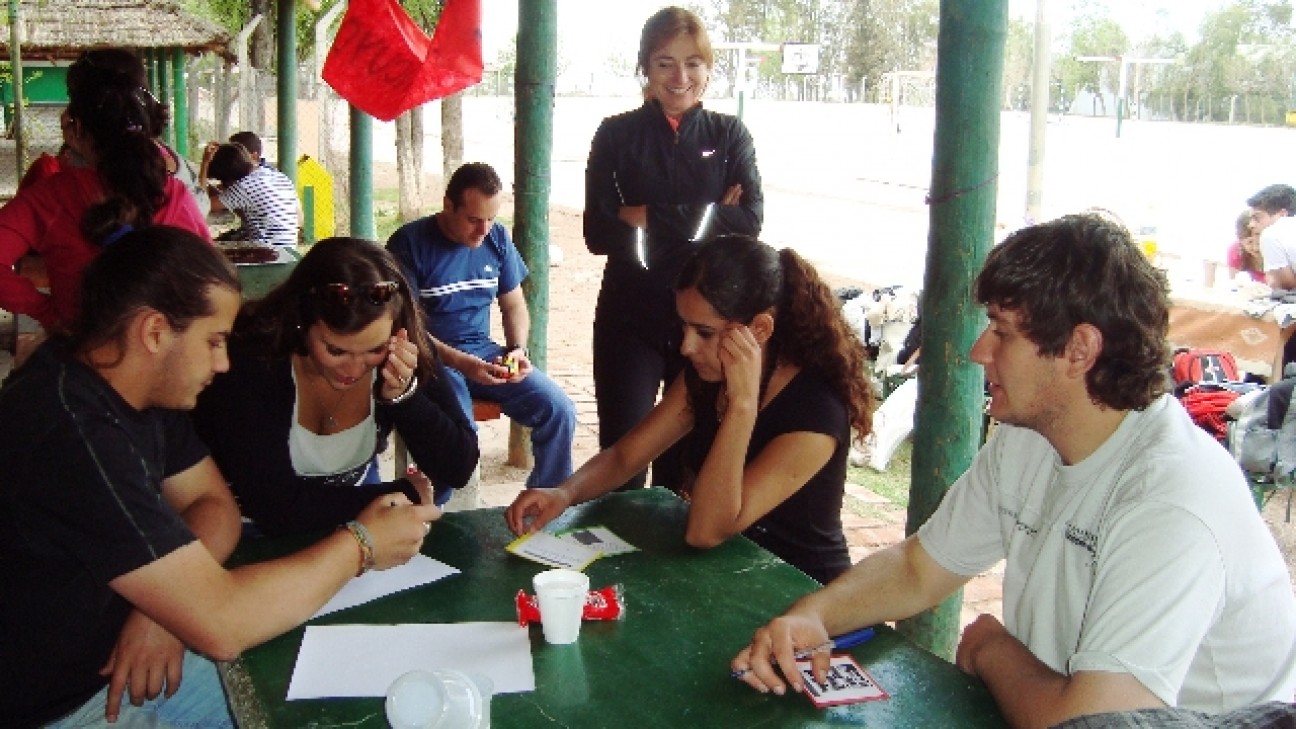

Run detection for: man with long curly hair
[[733, 214, 1296, 726]]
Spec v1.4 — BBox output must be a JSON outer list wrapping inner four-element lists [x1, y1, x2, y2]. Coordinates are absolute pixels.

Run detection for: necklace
[[319, 387, 348, 432], [294, 355, 352, 433]]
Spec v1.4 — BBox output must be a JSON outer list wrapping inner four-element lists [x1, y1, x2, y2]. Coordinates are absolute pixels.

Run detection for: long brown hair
[[237, 237, 440, 382], [675, 235, 874, 437]]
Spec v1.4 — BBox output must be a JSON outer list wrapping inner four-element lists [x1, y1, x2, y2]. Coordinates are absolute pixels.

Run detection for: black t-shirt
[[684, 370, 851, 584], [0, 341, 206, 728]]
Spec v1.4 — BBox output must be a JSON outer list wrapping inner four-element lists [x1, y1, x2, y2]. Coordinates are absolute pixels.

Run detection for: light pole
[[1025, 0, 1051, 224]]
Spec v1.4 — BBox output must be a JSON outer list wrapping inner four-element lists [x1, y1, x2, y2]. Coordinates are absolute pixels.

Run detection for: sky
[[480, 0, 1234, 79]]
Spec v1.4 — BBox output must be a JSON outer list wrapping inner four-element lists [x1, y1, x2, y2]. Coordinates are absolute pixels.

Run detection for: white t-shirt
[[1259, 215, 1296, 275], [918, 394, 1296, 711]]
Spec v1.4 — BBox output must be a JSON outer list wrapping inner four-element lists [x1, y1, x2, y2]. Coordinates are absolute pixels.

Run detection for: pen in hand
[[730, 627, 876, 680]]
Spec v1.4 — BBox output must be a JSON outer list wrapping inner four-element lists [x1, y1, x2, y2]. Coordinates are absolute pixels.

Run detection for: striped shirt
[[218, 165, 300, 246]]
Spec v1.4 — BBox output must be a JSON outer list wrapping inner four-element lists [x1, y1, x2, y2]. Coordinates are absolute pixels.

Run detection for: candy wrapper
[[517, 584, 625, 626]]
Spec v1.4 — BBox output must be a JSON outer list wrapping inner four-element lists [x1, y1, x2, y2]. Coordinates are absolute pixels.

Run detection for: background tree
[[1054, 14, 1129, 115], [1002, 17, 1034, 110]]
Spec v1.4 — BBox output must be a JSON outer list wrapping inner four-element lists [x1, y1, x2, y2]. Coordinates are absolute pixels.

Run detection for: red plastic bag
[[322, 0, 482, 121]]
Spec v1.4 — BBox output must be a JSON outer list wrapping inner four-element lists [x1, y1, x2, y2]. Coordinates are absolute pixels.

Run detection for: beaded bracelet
[[383, 375, 419, 405], [341, 520, 376, 576]]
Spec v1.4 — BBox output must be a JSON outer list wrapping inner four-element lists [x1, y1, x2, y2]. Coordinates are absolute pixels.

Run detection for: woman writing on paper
[[506, 236, 872, 584]]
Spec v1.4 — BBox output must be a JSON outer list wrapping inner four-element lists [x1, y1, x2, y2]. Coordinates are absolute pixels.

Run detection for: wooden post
[[899, 0, 1007, 660], [510, 0, 557, 469]]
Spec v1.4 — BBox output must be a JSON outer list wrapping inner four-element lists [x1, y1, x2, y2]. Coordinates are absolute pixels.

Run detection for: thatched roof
[[0, 0, 231, 60]]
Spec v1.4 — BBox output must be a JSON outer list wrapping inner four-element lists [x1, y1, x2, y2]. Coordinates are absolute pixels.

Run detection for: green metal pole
[[8, 0, 26, 177], [277, 0, 298, 185], [349, 106, 374, 239], [898, 0, 1007, 660], [158, 49, 173, 149], [171, 49, 189, 158], [302, 185, 315, 243], [514, 0, 555, 371]]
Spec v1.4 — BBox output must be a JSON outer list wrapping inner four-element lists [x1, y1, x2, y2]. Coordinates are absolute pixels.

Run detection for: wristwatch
[[507, 345, 528, 359]]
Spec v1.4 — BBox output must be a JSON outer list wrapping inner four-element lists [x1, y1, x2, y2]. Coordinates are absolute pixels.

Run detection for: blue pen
[[730, 626, 876, 679]]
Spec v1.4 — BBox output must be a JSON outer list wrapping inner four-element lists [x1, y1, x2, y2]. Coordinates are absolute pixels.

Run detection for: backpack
[[1229, 378, 1296, 479], [1171, 348, 1254, 442], [1172, 348, 1240, 394]]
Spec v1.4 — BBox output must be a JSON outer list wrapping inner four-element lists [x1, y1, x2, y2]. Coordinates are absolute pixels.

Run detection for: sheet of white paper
[[558, 525, 638, 556], [287, 622, 535, 699], [311, 554, 460, 619], [506, 530, 602, 569]]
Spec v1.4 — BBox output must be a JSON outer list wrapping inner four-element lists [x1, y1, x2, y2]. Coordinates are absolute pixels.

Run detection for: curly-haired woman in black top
[[507, 236, 873, 584]]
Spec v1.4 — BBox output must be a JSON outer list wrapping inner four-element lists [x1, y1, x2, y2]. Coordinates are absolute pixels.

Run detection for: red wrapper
[[516, 584, 625, 626]]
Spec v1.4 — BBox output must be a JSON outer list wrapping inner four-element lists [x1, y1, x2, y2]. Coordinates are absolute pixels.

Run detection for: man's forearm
[[792, 537, 966, 634], [430, 336, 467, 372], [502, 309, 529, 352], [179, 495, 241, 563], [1270, 267, 1296, 290]]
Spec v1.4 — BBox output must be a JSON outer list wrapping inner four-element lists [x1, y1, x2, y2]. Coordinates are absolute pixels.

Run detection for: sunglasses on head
[[313, 281, 400, 307]]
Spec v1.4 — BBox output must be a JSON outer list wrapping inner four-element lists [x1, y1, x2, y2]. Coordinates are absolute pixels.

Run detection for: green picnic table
[[220, 488, 1006, 728], [231, 246, 300, 300]]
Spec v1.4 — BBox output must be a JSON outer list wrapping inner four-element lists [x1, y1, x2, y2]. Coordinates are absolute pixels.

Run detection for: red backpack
[[1172, 348, 1240, 392], [1171, 348, 1244, 443]]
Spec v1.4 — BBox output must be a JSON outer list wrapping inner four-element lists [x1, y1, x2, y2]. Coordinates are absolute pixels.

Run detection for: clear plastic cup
[[385, 669, 485, 729], [532, 568, 590, 644]]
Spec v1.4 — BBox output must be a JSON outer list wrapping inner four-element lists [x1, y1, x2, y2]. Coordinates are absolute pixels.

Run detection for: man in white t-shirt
[[732, 214, 1296, 726], [1249, 183, 1296, 290]]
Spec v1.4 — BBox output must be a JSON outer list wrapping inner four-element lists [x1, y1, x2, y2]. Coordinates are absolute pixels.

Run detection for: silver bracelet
[[383, 375, 419, 405]]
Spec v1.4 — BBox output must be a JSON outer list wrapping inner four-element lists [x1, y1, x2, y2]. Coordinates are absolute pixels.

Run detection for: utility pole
[[1024, 0, 1050, 224]]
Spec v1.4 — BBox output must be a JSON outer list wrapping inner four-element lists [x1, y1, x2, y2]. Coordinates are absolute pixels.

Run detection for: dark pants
[[593, 307, 686, 491]]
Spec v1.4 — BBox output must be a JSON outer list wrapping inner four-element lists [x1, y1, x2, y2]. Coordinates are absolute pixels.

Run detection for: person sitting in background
[[229, 130, 272, 168], [506, 235, 874, 584], [1226, 209, 1264, 283], [15, 144, 68, 193], [732, 214, 1296, 725], [388, 162, 577, 491], [200, 141, 300, 246], [1249, 183, 1296, 290], [0, 48, 209, 334], [191, 237, 477, 536], [0, 227, 437, 728]]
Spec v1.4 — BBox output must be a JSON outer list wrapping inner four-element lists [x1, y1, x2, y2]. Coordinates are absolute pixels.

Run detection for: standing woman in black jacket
[[584, 6, 763, 490]]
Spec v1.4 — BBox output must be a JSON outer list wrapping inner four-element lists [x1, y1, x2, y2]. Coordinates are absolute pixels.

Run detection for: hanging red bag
[[322, 0, 483, 122]]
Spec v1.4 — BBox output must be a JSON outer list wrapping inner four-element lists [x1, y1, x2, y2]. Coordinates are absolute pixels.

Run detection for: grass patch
[[374, 189, 402, 241], [846, 438, 912, 510]]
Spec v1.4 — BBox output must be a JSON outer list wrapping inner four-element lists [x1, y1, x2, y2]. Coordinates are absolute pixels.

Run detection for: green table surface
[[231, 247, 300, 301], [221, 488, 1005, 728]]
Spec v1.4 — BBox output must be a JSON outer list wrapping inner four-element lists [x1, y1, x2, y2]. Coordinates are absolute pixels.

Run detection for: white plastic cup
[[532, 568, 590, 644]]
